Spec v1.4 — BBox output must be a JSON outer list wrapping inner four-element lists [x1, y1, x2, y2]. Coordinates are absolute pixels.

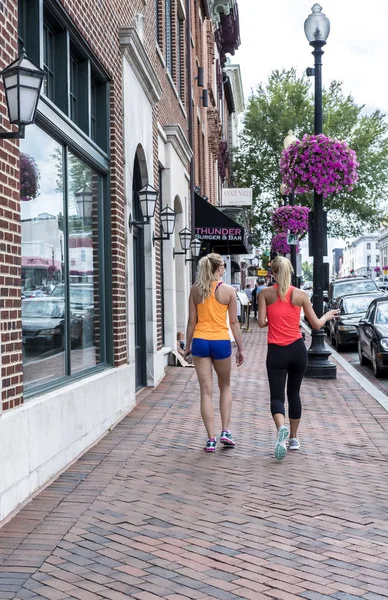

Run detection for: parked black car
[[358, 297, 388, 377], [328, 292, 384, 351], [324, 276, 380, 333], [22, 297, 83, 351]]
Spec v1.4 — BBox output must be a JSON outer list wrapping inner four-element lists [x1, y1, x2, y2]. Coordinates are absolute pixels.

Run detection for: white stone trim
[[164, 124, 193, 166], [120, 27, 162, 105]]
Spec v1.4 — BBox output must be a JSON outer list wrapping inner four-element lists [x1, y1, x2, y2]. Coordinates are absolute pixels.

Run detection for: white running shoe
[[275, 426, 289, 460]]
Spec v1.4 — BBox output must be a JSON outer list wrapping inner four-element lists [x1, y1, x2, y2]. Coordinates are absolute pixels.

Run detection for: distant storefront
[[194, 193, 249, 255]]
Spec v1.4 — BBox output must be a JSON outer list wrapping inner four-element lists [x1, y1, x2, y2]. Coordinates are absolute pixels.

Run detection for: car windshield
[[22, 300, 65, 319], [376, 303, 388, 324], [342, 296, 377, 314], [334, 280, 377, 298], [52, 284, 94, 305]]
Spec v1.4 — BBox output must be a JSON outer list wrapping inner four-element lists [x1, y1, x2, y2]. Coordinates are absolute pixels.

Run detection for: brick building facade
[[0, 0, 243, 521]]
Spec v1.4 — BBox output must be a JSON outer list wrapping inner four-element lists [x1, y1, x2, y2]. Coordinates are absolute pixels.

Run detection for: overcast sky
[[232, 0, 388, 263], [234, 0, 388, 115]]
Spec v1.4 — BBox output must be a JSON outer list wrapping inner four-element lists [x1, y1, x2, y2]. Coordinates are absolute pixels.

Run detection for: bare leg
[[193, 357, 214, 438], [273, 413, 285, 430], [289, 418, 300, 439], [213, 357, 232, 431]]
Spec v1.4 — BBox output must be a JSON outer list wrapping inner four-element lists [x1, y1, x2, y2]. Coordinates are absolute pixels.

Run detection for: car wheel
[[358, 340, 368, 365], [372, 347, 385, 378], [336, 336, 344, 352]]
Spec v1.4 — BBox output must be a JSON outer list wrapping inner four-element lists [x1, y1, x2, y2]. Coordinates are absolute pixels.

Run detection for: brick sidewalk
[[2, 326, 388, 600]]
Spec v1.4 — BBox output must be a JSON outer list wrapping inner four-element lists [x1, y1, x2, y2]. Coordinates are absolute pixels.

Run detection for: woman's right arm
[[228, 290, 244, 366], [184, 289, 197, 358], [301, 292, 339, 330]]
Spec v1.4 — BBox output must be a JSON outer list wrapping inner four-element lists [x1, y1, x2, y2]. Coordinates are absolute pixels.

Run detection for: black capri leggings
[[266, 338, 307, 420]]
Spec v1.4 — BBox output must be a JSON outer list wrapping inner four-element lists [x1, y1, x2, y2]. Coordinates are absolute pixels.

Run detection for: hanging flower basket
[[280, 134, 359, 198], [20, 153, 40, 201], [374, 266, 381, 272], [271, 205, 309, 236], [271, 232, 300, 256]]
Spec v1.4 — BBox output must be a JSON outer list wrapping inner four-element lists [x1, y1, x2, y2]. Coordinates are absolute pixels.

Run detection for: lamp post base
[[304, 328, 337, 379]]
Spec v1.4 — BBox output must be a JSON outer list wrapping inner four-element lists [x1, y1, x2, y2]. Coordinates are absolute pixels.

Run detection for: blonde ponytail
[[271, 256, 293, 300], [196, 253, 224, 300]]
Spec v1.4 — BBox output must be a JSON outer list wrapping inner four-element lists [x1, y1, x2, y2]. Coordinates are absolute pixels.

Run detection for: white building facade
[[340, 234, 380, 278]]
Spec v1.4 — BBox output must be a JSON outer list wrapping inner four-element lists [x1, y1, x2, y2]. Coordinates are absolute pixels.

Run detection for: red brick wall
[[0, 1, 23, 410], [0, 0, 191, 409]]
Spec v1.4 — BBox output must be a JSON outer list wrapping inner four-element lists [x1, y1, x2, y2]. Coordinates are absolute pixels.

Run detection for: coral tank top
[[267, 285, 302, 346], [193, 282, 230, 341]]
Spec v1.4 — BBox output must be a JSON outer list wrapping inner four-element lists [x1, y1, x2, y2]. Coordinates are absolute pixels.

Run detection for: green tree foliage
[[234, 68, 388, 246], [302, 260, 313, 282]]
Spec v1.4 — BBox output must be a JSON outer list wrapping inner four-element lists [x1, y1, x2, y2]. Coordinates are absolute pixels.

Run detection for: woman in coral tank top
[[258, 256, 339, 460], [184, 253, 244, 452]]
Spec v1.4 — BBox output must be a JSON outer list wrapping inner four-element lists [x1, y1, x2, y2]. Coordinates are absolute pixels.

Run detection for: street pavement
[[2, 326, 388, 600], [324, 337, 388, 396]]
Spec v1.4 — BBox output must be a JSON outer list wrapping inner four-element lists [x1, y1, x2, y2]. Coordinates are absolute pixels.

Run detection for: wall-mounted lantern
[[128, 183, 158, 231], [152, 205, 177, 245], [173, 227, 192, 258], [0, 49, 45, 140]]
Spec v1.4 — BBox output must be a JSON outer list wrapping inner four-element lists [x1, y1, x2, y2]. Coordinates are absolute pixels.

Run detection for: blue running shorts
[[191, 338, 232, 360]]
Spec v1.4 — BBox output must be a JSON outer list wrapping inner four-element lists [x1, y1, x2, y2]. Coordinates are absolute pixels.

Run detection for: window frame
[[19, 0, 113, 399], [23, 120, 113, 399]]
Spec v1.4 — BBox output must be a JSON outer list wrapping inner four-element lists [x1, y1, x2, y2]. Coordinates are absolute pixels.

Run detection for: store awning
[[195, 193, 249, 255]]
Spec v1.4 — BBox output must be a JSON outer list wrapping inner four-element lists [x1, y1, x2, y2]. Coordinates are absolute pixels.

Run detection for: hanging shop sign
[[221, 187, 253, 207]]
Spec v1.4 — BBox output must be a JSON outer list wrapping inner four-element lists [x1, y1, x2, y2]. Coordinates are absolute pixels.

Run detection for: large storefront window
[[21, 126, 107, 392]]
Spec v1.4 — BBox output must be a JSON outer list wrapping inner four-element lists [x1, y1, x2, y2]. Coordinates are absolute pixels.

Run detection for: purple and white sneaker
[[204, 438, 217, 452], [220, 430, 235, 447]]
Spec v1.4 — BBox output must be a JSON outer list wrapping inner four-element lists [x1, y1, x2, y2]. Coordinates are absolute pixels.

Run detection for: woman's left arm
[[184, 289, 197, 358], [258, 290, 268, 328]]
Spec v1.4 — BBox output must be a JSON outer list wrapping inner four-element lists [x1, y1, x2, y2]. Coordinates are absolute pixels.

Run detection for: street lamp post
[[304, 3, 336, 379]]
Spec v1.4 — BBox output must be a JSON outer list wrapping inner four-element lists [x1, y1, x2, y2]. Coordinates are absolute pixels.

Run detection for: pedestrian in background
[[252, 279, 266, 319], [184, 253, 244, 452], [258, 256, 339, 460]]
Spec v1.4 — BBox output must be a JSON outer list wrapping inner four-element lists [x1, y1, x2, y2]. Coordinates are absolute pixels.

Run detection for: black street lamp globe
[[304, 3, 330, 44], [304, 4, 336, 379]]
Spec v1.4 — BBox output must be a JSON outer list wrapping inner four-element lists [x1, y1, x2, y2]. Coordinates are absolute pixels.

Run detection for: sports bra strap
[[215, 281, 223, 292]]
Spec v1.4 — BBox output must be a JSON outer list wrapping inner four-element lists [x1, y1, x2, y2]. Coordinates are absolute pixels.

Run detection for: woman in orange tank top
[[258, 256, 339, 460], [184, 253, 244, 452]]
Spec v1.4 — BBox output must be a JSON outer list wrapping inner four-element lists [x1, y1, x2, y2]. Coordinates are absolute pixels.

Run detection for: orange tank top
[[193, 281, 230, 341], [267, 285, 302, 346]]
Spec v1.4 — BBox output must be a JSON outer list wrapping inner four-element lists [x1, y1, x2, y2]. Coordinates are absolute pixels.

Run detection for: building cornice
[[224, 63, 244, 115], [120, 25, 162, 106], [209, 0, 235, 27], [164, 124, 193, 166]]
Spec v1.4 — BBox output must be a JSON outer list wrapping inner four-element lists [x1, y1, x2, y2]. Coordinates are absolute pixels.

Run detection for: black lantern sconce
[[0, 49, 45, 139], [185, 238, 202, 263], [152, 204, 177, 245], [173, 227, 192, 258], [75, 184, 93, 222], [195, 65, 204, 87], [128, 183, 158, 231]]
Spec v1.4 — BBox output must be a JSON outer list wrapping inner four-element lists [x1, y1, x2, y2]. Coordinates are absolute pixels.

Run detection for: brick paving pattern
[[1, 326, 388, 599]]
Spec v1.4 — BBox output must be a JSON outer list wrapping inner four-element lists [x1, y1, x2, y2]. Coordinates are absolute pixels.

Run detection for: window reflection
[[68, 152, 101, 374], [21, 126, 65, 389], [21, 126, 104, 391]]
